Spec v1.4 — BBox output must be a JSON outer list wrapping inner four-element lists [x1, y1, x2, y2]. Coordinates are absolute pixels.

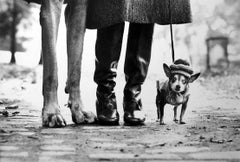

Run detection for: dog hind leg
[[65, 0, 96, 124], [40, 0, 66, 127]]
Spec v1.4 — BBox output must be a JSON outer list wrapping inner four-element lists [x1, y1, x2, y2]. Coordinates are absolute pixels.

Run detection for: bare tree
[[0, 0, 32, 64]]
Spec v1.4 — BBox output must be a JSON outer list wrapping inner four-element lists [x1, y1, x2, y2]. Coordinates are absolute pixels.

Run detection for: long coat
[[23, 0, 192, 29], [86, 0, 192, 29]]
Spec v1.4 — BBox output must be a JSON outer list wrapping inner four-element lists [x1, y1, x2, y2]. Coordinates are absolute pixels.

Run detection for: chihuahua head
[[163, 59, 200, 93]]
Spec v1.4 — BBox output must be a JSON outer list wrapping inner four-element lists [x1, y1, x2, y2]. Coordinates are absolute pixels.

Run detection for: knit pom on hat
[[170, 59, 193, 78]]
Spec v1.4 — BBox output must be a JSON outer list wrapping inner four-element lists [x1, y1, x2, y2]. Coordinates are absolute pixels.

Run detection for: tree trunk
[[10, 0, 17, 64]]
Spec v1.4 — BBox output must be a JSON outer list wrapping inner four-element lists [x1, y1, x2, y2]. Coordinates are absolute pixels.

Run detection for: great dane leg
[[65, 1, 96, 124], [40, 0, 66, 127]]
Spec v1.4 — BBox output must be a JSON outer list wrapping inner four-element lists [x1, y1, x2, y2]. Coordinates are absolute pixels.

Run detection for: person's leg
[[64, 0, 96, 124], [123, 23, 154, 125], [94, 23, 125, 125], [40, 0, 66, 127]]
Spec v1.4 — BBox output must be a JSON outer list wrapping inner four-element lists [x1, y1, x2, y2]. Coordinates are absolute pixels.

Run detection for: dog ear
[[189, 72, 200, 83], [163, 63, 171, 78]]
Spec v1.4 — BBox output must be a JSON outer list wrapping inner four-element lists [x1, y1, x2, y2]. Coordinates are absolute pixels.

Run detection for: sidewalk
[[1, 64, 240, 162]]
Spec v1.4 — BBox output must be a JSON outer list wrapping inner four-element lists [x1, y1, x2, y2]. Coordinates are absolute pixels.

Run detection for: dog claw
[[72, 111, 85, 124], [68, 103, 96, 124], [83, 111, 97, 124], [72, 111, 97, 124], [43, 114, 67, 128]]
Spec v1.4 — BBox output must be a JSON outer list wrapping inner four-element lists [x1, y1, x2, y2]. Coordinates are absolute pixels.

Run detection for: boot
[[123, 23, 154, 125], [94, 23, 125, 125], [96, 91, 119, 125], [123, 88, 146, 125]]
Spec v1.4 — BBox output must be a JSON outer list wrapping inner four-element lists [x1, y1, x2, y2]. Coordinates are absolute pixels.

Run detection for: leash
[[169, 0, 175, 63]]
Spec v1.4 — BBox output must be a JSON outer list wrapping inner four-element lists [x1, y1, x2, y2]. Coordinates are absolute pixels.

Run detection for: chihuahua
[[156, 59, 200, 125]]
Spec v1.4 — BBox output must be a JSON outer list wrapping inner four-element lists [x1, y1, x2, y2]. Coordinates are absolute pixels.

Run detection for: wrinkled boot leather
[[123, 23, 154, 126], [96, 92, 119, 125], [94, 23, 124, 126], [123, 90, 146, 125]]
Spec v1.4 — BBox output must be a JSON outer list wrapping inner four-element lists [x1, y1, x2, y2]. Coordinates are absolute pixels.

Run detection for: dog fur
[[156, 59, 200, 125]]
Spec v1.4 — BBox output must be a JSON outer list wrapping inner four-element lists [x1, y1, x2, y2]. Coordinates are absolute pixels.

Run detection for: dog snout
[[175, 85, 181, 91]]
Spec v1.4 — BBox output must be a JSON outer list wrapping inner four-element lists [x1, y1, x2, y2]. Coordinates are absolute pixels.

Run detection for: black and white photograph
[[0, 0, 240, 161]]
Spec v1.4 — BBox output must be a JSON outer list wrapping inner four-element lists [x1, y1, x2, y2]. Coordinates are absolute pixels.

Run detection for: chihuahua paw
[[160, 122, 166, 125], [179, 121, 186, 124], [156, 119, 160, 122], [173, 119, 179, 123]]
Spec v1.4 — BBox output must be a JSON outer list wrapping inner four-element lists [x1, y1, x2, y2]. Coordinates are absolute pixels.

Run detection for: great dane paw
[[68, 102, 96, 124], [42, 113, 67, 128], [83, 111, 97, 124], [71, 111, 85, 124]]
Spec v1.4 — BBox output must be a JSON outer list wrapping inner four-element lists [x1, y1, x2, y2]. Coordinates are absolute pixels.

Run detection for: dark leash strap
[[169, 0, 175, 63]]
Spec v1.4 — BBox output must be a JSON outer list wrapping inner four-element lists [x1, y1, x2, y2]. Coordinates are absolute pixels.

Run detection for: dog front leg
[[159, 103, 166, 125], [64, 0, 96, 124], [173, 106, 178, 123], [179, 99, 189, 124], [40, 0, 66, 127]]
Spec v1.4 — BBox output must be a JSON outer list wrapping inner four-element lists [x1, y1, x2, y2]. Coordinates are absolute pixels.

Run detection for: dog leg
[[156, 106, 160, 122], [179, 99, 189, 124], [64, 1, 96, 124], [40, 0, 66, 127], [159, 103, 165, 125], [173, 106, 178, 123]]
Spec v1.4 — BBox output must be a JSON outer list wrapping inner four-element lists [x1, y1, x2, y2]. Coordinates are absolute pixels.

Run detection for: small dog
[[156, 59, 200, 125]]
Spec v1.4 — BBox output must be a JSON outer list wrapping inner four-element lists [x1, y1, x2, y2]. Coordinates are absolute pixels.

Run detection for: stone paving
[[1, 121, 240, 162]]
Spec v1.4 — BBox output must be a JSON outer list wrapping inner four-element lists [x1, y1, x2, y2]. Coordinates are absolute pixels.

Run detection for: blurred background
[[1, 0, 240, 74]]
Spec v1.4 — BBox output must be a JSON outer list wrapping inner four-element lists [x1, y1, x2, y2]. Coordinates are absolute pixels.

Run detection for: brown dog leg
[[40, 0, 66, 127], [64, 0, 96, 124]]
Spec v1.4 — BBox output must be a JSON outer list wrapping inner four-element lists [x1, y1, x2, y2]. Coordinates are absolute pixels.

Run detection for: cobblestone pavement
[[1, 65, 240, 162]]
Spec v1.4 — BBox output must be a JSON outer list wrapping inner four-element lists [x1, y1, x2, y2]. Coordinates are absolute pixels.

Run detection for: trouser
[[94, 22, 154, 101]]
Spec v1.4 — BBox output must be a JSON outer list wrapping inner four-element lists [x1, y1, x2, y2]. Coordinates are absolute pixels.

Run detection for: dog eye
[[182, 80, 187, 84], [172, 77, 177, 83]]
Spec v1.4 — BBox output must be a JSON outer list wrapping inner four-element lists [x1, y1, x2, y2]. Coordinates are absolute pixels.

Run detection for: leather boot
[[96, 91, 119, 125], [123, 23, 154, 125], [94, 23, 125, 125], [123, 89, 146, 125]]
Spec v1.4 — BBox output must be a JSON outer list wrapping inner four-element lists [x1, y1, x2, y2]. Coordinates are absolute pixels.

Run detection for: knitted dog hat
[[170, 59, 193, 78]]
